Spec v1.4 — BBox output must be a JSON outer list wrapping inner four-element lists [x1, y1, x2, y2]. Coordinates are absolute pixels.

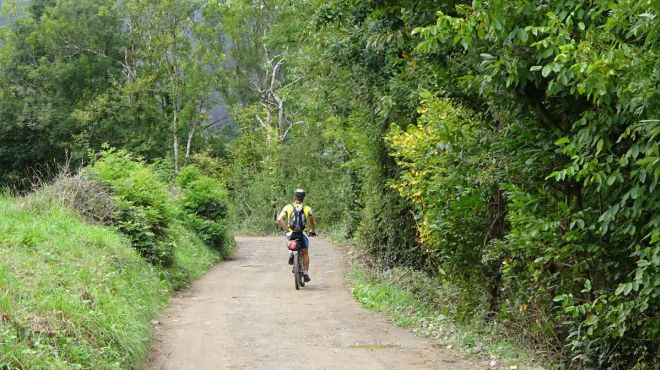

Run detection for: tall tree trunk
[[185, 122, 196, 162], [277, 99, 285, 143], [171, 29, 180, 173], [173, 102, 179, 173]]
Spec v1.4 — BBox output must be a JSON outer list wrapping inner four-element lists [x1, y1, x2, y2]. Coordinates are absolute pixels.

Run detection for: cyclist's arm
[[276, 211, 287, 230], [308, 214, 317, 233]]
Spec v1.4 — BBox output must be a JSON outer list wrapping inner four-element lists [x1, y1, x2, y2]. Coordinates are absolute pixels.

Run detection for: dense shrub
[[88, 149, 175, 266], [387, 86, 660, 368], [176, 166, 233, 257], [404, 2, 660, 367], [388, 90, 659, 366], [387, 97, 503, 315]]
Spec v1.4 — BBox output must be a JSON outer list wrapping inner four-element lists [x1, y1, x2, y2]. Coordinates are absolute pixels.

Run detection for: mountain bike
[[290, 232, 316, 290]]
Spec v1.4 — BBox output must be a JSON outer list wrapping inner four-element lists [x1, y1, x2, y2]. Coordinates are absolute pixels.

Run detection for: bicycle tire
[[293, 252, 300, 290], [298, 250, 306, 287]]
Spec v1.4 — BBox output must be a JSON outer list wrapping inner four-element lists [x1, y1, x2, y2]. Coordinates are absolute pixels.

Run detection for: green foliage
[[404, 1, 659, 367], [0, 0, 229, 186], [222, 106, 280, 234], [86, 149, 234, 268], [0, 0, 656, 367], [72, 76, 171, 161], [176, 165, 233, 258], [387, 97, 500, 309], [0, 0, 124, 185], [113, 0, 227, 171], [88, 149, 176, 266]]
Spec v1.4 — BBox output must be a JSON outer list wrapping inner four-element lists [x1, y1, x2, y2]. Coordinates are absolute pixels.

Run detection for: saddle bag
[[287, 239, 300, 251]]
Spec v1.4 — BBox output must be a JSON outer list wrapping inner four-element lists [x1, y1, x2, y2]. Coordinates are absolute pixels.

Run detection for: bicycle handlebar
[[284, 231, 318, 237]]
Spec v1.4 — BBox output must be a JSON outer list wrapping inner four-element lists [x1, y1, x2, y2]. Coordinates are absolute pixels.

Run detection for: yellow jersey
[[279, 202, 313, 232]]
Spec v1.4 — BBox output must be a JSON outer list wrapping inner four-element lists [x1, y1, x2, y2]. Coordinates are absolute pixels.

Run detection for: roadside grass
[[348, 267, 545, 369], [163, 223, 221, 290], [0, 193, 219, 369]]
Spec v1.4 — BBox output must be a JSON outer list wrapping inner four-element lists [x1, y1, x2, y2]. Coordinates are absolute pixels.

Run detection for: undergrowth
[[348, 266, 546, 369]]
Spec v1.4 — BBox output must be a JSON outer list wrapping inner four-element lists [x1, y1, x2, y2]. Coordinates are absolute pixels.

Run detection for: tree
[[117, 0, 225, 172], [0, 0, 124, 185]]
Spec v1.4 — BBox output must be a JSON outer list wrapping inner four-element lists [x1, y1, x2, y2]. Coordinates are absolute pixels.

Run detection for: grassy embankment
[[0, 152, 230, 369], [0, 195, 217, 369]]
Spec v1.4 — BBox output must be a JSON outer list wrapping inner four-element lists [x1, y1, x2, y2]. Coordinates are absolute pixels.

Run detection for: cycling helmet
[[294, 189, 305, 199]]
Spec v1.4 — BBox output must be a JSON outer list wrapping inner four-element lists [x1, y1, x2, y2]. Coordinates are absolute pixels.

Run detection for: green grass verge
[[163, 223, 221, 291], [348, 267, 543, 369], [0, 195, 219, 369]]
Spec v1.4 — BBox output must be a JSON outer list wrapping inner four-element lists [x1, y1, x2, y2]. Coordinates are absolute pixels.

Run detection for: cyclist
[[277, 189, 317, 282]]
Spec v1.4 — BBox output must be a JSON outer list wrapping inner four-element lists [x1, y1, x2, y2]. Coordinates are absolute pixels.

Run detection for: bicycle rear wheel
[[299, 266, 305, 287], [298, 250, 306, 287]]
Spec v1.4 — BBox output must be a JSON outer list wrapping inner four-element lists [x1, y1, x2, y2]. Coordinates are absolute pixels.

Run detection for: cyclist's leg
[[301, 247, 310, 282], [302, 234, 310, 271], [286, 234, 294, 265], [302, 248, 310, 271]]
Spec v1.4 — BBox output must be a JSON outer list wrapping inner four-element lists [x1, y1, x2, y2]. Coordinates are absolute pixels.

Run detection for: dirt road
[[146, 236, 476, 370]]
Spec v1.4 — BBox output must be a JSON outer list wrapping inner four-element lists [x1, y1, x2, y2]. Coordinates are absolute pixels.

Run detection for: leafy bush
[[387, 97, 505, 317], [88, 149, 175, 266], [388, 90, 659, 367], [189, 152, 228, 183], [176, 166, 233, 258]]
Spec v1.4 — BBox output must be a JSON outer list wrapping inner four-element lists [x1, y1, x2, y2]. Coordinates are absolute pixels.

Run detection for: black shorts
[[287, 232, 309, 249]]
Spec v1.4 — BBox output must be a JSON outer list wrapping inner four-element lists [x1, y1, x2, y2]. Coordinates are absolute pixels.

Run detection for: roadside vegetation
[[349, 267, 539, 369], [0, 152, 231, 368]]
